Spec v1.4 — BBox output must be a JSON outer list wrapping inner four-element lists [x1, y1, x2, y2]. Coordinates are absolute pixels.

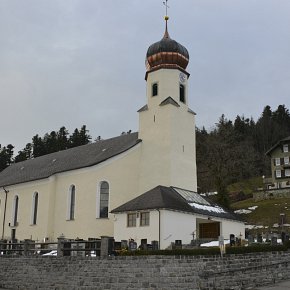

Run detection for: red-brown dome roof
[[146, 22, 189, 72]]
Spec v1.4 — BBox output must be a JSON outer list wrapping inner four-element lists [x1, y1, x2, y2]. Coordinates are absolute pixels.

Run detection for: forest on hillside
[[1, 105, 290, 204], [196, 104, 290, 206], [0, 125, 91, 171]]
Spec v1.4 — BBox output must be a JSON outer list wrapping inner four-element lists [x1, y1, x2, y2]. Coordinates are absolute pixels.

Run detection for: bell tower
[[138, 15, 197, 192]]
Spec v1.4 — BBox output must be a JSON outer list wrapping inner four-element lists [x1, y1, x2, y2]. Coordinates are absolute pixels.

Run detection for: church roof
[[111, 185, 241, 222], [0, 132, 141, 187]]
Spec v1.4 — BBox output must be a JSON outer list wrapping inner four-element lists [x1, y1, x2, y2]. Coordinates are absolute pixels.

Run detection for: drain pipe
[[1, 187, 9, 240], [157, 209, 161, 249]]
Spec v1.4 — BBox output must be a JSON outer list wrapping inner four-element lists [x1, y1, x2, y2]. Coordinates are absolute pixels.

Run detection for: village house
[[265, 136, 290, 189]]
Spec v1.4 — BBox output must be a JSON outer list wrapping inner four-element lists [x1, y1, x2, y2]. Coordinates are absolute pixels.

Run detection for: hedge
[[119, 244, 288, 256]]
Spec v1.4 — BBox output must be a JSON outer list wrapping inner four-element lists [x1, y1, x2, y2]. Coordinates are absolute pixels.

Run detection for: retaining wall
[[253, 188, 290, 201], [0, 251, 290, 290]]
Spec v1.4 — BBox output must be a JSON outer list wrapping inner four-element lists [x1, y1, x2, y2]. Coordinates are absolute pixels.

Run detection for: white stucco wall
[[160, 210, 196, 249], [139, 68, 197, 192], [114, 209, 196, 249], [113, 210, 160, 245], [0, 178, 54, 241]]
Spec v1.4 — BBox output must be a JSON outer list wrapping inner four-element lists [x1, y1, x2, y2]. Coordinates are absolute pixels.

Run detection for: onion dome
[[146, 17, 189, 73]]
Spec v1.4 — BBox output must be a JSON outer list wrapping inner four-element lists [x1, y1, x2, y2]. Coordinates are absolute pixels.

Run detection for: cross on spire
[[163, 0, 170, 38], [163, 0, 169, 18]]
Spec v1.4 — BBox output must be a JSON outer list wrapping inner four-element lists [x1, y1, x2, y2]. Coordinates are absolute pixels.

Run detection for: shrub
[[119, 244, 288, 256]]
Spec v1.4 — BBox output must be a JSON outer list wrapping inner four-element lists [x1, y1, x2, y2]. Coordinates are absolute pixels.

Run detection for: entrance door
[[199, 222, 220, 239]]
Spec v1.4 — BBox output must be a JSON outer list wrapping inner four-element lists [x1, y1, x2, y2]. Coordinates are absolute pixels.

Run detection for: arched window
[[152, 83, 158, 96], [67, 185, 76, 220], [180, 84, 185, 103], [99, 181, 109, 218], [31, 192, 38, 225], [12, 195, 19, 226]]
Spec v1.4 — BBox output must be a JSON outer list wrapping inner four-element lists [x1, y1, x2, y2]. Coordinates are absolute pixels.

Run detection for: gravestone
[[129, 240, 137, 251], [248, 235, 254, 245], [151, 240, 159, 250], [271, 236, 277, 246], [257, 234, 263, 243]]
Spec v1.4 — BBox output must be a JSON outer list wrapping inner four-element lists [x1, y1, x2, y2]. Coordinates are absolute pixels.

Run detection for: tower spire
[[163, 0, 170, 38]]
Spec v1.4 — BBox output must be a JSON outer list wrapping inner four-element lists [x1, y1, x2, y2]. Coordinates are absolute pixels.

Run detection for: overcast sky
[[1, 0, 290, 152]]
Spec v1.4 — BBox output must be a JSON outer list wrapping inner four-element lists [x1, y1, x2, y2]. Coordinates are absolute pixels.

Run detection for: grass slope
[[227, 177, 263, 196], [231, 198, 290, 229]]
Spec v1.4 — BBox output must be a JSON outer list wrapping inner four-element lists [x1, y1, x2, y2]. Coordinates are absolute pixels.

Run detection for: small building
[[111, 186, 244, 249], [265, 136, 290, 189]]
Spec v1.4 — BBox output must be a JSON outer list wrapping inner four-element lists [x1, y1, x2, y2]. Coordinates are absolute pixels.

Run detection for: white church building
[[0, 16, 244, 249]]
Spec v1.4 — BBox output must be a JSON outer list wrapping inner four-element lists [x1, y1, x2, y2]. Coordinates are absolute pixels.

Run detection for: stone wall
[[0, 251, 290, 290], [253, 188, 290, 201]]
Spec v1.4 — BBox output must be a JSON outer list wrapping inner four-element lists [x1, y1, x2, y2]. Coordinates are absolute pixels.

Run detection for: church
[[0, 15, 244, 249]]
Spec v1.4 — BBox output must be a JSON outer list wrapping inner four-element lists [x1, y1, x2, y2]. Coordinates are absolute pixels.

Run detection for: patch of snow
[[246, 225, 265, 229], [200, 240, 230, 247], [200, 191, 217, 197], [273, 223, 279, 228], [248, 206, 258, 210], [189, 202, 226, 213], [235, 209, 251, 214], [42, 250, 57, 256], [234, 206, 258, 215], [283, 223, 290, 227]]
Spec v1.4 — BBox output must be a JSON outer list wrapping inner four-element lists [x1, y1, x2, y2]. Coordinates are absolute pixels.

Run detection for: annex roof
[[111, 185, 241, 221], [0, 132, 141, 187]]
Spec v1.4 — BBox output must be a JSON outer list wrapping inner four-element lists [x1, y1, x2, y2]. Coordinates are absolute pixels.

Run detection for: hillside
[[231, 197, 290, 232]]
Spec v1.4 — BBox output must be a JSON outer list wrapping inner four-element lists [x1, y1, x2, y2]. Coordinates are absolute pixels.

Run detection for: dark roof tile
[[0, 133, 140, 187], [111, 185, 241, 221]]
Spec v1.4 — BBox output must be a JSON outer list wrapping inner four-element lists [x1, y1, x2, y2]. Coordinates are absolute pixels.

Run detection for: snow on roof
[[189, 202, 226, 214]]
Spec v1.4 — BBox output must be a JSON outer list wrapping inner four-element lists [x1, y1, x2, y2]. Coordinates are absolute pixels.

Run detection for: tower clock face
[[179, 72, 186, 83]]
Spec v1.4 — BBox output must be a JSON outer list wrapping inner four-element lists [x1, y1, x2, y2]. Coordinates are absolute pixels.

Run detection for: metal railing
[[0, 239, 102, 257]]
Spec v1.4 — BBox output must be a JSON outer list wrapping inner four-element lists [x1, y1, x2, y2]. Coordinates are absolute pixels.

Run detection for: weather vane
[[163, 0, 169, 18]]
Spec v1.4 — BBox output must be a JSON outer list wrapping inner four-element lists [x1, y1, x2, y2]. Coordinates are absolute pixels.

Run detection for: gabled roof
[[266, 136, 290, 156], [159, 97, 180, 107], [111, 185, 241, 221], [0, 132, 141, 187], [137, 105, 148, 113]]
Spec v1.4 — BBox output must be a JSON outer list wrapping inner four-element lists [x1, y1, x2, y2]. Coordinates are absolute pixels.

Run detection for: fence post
[[57, 235, 65, 257], [100, 236, 114, 257]]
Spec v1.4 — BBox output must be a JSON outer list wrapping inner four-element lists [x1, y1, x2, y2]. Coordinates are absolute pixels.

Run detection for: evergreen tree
[[32, 135, 47, 157], [69, 125, 91, 148], [14, 143, 32, 163], [0, 144, 14, 171]]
